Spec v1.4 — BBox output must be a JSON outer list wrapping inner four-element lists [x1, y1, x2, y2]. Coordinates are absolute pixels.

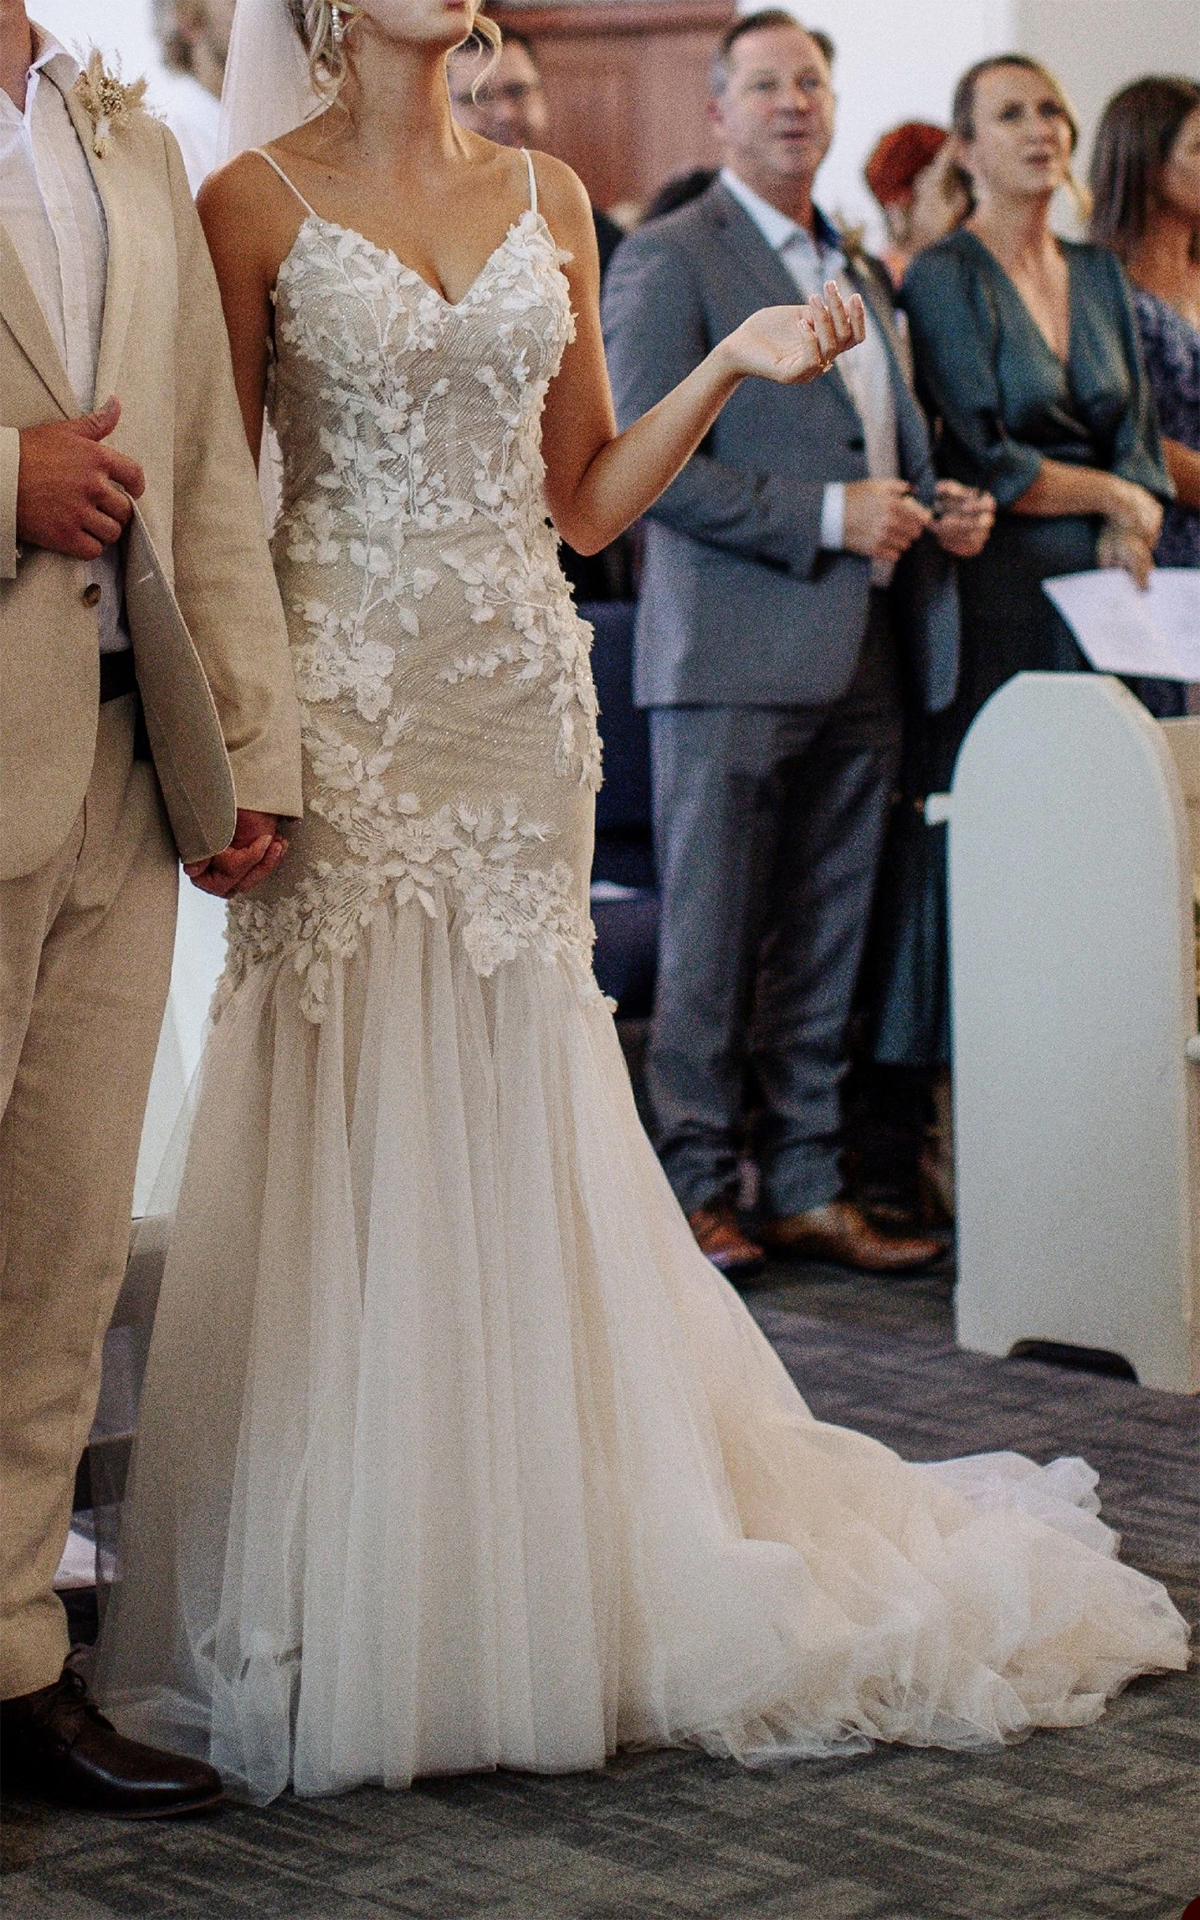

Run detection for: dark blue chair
[[583, 602, 659, 1019]]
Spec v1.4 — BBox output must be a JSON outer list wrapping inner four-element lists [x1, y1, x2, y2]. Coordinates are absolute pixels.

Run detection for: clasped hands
[[844, 478, 995, 564], [184, 812, 289, 897], [16, 393, 285, 897]]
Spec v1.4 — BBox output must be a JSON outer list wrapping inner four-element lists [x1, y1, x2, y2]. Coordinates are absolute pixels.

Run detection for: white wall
[[1014, 0, 1200, 179], [32, 0, 164, 80], [31, 0, 171, 106]]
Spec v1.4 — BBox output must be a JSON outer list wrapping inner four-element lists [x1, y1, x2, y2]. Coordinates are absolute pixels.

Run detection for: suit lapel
[[0, 223, 77, 417], [59, 79, 141, 406], [706, 186, 861, 428], [846, 257, 908, 374], [706, 184, 808, 313]]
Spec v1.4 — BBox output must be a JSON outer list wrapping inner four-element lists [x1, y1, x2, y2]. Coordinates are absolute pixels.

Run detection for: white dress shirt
[[719, 167, 901, 585], [0, 30, 129, 649]]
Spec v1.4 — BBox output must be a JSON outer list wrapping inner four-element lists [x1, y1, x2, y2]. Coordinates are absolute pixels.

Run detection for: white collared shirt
[[0, 31, 127, 648], [719, 167, 900, 584]]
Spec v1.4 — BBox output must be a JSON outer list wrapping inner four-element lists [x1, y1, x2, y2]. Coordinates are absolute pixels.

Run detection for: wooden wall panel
[[498, 2, 732, 212]]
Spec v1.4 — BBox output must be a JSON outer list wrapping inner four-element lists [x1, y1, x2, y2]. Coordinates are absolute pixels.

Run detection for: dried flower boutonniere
[[836, 221, 871, 276], [73, 50, 149, 158]]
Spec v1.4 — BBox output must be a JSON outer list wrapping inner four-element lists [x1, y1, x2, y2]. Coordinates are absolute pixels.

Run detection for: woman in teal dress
[[860, 54, 1173, 1201], [905, 55, 1172, 793]]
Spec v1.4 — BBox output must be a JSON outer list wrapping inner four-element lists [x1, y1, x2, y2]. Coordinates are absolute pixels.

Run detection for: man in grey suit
[[602, 10, 993, 1276]]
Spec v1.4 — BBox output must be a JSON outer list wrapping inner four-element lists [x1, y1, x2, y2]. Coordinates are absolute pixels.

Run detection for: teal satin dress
[[867, 229, 1173, 1064]]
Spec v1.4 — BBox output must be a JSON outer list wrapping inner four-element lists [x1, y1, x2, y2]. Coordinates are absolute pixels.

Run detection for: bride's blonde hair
[[285, 0, 501, 100]]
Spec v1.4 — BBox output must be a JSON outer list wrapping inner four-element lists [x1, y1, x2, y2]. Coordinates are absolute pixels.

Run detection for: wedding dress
[[94, 151, 1187, 1805]]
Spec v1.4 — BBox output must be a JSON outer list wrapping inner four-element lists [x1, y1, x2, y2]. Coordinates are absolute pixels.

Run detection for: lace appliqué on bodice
[[219, 201, 603, 1023]]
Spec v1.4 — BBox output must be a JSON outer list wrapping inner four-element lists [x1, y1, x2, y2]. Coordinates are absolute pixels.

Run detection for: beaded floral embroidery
[[221, 203, 602, 1023]]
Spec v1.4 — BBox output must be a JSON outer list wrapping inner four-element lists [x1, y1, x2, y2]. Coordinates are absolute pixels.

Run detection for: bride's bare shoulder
[[197, 147, 307, 287], [527, 151, 590, 219], [525, 151, 595, 255], [198, 148, 269, 214], [197, 150, 278, 248]]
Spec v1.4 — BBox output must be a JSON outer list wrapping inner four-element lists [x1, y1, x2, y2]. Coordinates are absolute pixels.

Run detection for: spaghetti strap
[[253, 147, 320, 220], [521, 147, 538, 218]]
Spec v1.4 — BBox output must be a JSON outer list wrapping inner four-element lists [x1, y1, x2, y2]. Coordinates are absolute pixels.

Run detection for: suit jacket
[[0, 65, 303, 881], [601, 181, 959, 713]]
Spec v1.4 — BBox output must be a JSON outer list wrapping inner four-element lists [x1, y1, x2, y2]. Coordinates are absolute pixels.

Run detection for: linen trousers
[[646, 597, 903, 1219], [0, 693, 178, 1698]]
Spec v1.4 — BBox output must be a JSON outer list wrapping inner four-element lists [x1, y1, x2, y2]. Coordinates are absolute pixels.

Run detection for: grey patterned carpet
[[3, 1258, 1197, 1920]]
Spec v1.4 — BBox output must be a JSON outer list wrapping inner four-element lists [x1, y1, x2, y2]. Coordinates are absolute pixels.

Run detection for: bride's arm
[[537, 161, 864, 557], [197, 158, 284, 467]]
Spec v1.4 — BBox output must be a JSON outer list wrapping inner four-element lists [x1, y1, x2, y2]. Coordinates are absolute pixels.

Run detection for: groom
[[0, 5, 302, 1814]]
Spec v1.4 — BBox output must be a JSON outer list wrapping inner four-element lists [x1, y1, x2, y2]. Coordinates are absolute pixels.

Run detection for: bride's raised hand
[[719, 280, 866, 386]]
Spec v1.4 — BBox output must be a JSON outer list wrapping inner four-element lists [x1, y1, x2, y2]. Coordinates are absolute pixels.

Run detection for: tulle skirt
[[94, 894, 1189, 1804]]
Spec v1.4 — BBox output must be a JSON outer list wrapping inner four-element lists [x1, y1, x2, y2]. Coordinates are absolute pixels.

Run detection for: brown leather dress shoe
[[688, 1199, 765, 1277], [0, 1668, 223, 1818], [757, 1198, 943, 1273]]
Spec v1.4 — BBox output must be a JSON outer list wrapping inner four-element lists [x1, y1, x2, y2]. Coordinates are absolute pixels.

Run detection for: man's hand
[[930, 479, 995, 559], [843, 479, 931, 563], [184, 810, 289, 897], [16, 395, 146, 560]]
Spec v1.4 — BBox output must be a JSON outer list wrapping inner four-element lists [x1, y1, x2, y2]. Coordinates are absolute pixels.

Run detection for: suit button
[[81, 582, 102, 608], [847, 434, 865, 451]]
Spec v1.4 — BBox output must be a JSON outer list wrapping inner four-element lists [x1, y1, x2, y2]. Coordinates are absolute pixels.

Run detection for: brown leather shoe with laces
[[687, 1199, 765, 1277], [0, 1667, 223, 1818], [757, 1198, 943, 1273]]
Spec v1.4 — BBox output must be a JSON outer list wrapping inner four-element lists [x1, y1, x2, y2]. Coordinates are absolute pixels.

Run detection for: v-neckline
[[278, 206, 544, 312], [962, 228, 1074, 371]]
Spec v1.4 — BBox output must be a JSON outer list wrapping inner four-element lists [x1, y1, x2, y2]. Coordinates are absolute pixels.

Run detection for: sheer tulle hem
[[94, 897, 1189, 1804]]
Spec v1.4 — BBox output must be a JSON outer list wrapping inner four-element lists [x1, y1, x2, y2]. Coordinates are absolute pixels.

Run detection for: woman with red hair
[[864, 121, 969, 287]]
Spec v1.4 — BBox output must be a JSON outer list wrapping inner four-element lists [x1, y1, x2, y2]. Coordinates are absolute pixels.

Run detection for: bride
[[95, 0, 1187, 1804]]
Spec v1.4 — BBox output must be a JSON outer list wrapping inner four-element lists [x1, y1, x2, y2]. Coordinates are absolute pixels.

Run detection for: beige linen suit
[[0, 61, 303, 1697]]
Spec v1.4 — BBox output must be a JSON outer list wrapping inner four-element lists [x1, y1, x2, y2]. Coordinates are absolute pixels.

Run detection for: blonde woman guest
[[903, 55, 1172, 770], [865, 58, 1174, 1123], [93, 0, 1185, 1807]]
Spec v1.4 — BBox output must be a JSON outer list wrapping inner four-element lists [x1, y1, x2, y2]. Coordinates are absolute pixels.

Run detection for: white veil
[[218, 0, 323, 167], [218, 0, 325, 525]]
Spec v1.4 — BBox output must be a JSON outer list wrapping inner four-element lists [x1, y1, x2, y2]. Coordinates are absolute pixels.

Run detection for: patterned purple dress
[[1133, 287, 1200, 570]]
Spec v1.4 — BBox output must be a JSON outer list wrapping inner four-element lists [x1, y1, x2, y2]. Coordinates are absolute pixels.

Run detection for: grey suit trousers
[[646, 597, 903, 1218]]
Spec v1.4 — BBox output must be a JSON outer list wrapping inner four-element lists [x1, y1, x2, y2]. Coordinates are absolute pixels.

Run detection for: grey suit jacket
[[601, 182, 959, 713]]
